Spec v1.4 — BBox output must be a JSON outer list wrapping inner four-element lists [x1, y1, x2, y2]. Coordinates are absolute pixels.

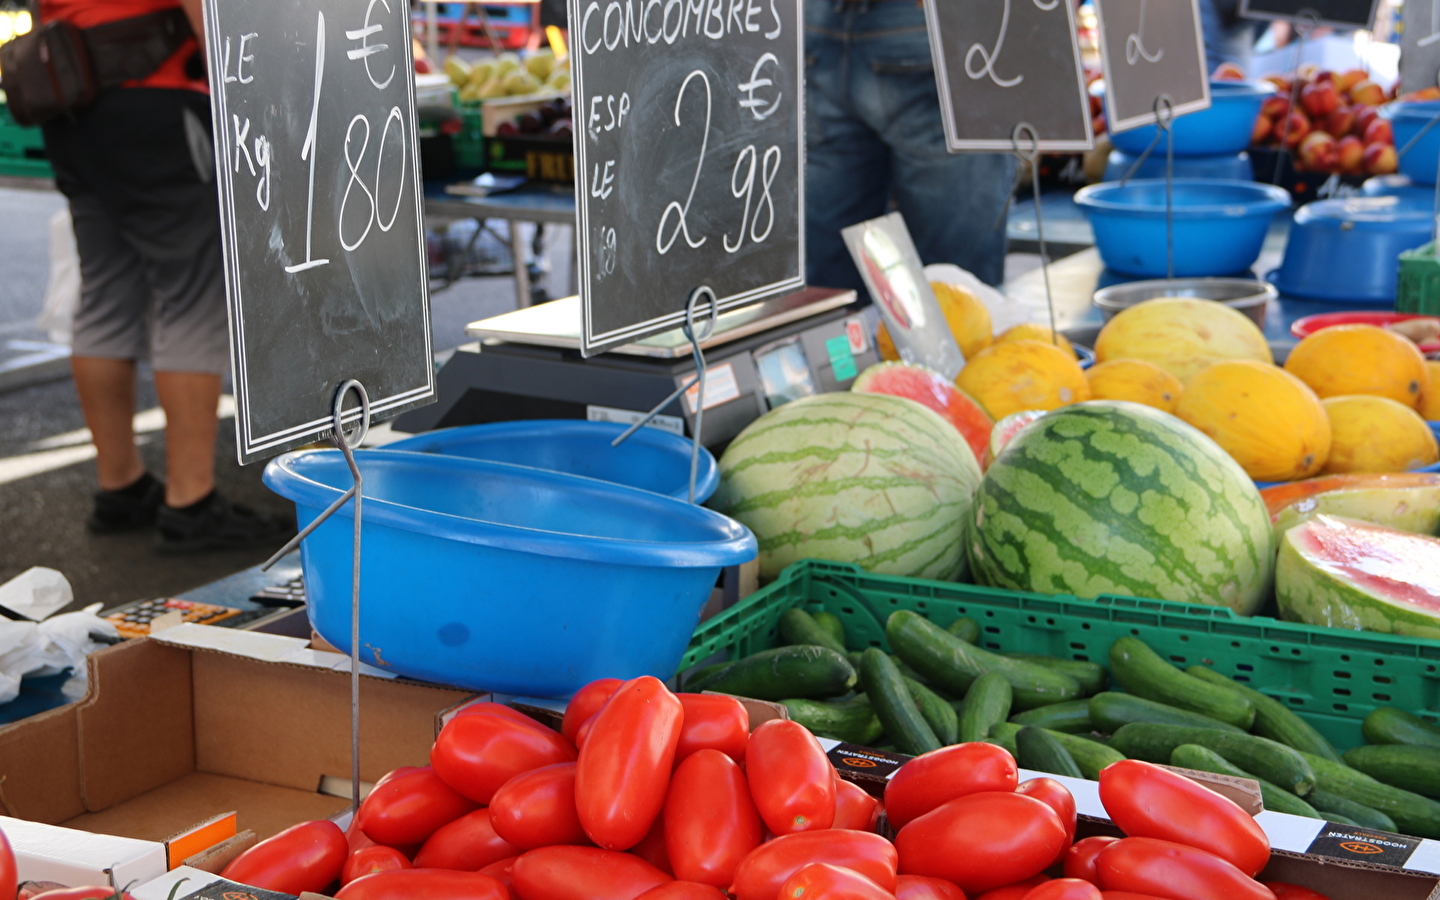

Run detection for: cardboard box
[[0, 624, 473, 880]]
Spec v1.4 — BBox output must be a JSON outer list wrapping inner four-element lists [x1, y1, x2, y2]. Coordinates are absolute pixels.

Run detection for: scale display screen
[[754, 337, 818, 410]]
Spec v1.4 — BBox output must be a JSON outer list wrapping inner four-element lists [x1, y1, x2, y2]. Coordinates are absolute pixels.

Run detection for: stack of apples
[[1249, 66, 1397, 176]]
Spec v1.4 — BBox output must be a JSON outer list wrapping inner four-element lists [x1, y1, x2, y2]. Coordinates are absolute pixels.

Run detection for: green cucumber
[[987, 721, 1021, 758], [906, 676, 959, 745], [959, 673, 1013, 743], [1186, 666, 1342, 763], [779, 608, 848, 655], [1110, 723, 1316, 796], [781, 696, 883, 745], [1327, 813, 1362, 826], [1344, 745, 1440, 799], [947, 616, 981, 643], [1309, 790, 1398, 833], [1010, 699, 1093, 734], [1007, 655, 1109, 696], [1109, 637, 1255, 730], [813, 610, 846, 649], [688, 645, 856, 700], [1017, 726, 1083, 778], [1089, 692, 1245, 734], [682, 661, 728, 689], [1170, 744, 1320, 818], [1047, 729, 1126, 779], [1300, 750, 1440, 838], [887, 611, 1081, 710], [1363, 708, 1440, 750], [859, 648, 940, 756]]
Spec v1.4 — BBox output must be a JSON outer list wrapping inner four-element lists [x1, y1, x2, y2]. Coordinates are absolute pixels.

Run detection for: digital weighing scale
[[391, 287, 874, 450]]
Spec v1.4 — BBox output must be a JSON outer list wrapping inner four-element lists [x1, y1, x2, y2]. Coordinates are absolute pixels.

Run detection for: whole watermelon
[[966, 400, 1275, 614], [712, 392, 982, 581]]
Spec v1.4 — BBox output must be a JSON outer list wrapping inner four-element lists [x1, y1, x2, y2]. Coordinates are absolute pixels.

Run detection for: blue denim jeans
[[805, 0, 1017, 290]]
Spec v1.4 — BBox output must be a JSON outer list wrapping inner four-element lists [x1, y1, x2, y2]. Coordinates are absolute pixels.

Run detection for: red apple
[[1335, 68, 1369, 94], [1302, 80, 1341, 117], [1283, 110, 1312, 148], [1322, 105, 1356, 138], [1090, 93, 1103, 117], [1354, 105, 1379, 137], [1299, 130, 1340, 172], [1213, 62, 1247, 82], [1364, 118, 1394, 146], [1312, 69, 1336, 84], [1365, 142, 1398, 174], [1337, 134, 1365, 173], [1261, 94, 1292, 120], [1350, 79, 1387, 106], [1252, 114, 1273, 145], [1094, 113, 1107, 135]]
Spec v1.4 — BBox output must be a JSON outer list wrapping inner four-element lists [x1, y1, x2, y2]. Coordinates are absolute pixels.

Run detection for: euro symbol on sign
[[737, 53, 782, 121]]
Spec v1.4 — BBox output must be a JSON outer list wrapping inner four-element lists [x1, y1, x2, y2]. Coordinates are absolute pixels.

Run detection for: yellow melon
[[1285, 325, 1430, 409], [1085, 359, 1184, 413], [995, 323, 1076, 359], [1321, 395, 1440, 474], [1174, 360, 1331, 482], [1421, 361, 1440, 421], [877, 281, 994, 362], [1094, 298, 1272, 383], [956, 339, 1091, 420]]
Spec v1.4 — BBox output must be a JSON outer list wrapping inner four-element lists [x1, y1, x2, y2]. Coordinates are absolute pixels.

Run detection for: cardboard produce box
[[0, 624, 473, 881]]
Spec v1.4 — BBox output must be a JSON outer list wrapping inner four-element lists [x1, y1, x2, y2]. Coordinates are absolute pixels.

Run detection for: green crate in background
[[682, 559, 1440, 754], [0, 101, 52, 179], [1398, 242, 1440, 316]]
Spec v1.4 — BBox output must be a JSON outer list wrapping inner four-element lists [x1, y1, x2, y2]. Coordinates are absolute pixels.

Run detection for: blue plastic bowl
[[1075, 179, 1291, 278], [1388, 101, 1440, 187], [263, 449, 756, 696], [385, 420, 718, 503], [1269, 195, 1432, 304], [1102, 150, 1252, 183], [1360, 173, 1435, 202], [1108, 82, 1270, 157]]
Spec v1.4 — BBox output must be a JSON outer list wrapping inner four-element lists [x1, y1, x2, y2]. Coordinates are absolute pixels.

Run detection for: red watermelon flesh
[[852, 362, 991, 463]]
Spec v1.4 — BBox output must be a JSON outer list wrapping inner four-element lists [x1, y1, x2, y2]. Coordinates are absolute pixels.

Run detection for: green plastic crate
[[0, 101, 52, 179], [1398, 242, 1440, 316], [682, 559, 1440, 754]]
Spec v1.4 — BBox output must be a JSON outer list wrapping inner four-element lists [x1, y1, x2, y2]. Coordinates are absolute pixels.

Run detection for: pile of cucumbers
[[684, 605, 1440, 840]]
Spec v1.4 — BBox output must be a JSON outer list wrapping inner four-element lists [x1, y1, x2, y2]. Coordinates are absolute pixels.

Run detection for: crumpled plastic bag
[[0, 568, 120, 704], [33, 610, 120, 678], [0, 567, 74, 621]]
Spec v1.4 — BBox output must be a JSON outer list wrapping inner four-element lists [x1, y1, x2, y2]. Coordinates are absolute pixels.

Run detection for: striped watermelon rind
[[711, 392, 982, 581], [1276, 515, 1440, 640], [966, 400, 1276, 614]]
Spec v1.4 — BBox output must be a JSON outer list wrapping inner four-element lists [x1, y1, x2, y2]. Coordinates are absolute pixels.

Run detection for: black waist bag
[[1, 7, 193, 127]]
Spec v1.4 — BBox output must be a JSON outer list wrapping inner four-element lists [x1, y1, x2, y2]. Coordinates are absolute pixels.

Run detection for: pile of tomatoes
[[0, 675, 1338, 900]]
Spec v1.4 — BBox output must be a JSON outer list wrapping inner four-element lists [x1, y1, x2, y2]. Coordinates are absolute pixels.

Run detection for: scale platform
[[392, 287, 874, 450]]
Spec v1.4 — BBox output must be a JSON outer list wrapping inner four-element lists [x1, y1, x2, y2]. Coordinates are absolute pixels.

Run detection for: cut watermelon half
[[1276, 515, 1440, 640], [983, 409, 1049, 469], [1260, 472, 1440, 539], [852, 362, 991, 464]]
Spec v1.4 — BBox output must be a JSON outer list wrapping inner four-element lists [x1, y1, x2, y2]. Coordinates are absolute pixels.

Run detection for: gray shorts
[[44, 88, 229, 375]]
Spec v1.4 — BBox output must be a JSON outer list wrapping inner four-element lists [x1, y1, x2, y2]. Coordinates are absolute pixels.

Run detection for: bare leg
[[153, 370, 221, 507], [71, 356, 145, 491]]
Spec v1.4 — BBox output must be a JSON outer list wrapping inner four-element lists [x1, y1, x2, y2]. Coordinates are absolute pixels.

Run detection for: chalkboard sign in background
[[570, 0, 806, 355], [204, 0, 435, 463], [1402, 0, 1440, 94], [1095, 0, 1210, 133], [923, 0, 1094, 151], [1239, 0, 1377, 29]]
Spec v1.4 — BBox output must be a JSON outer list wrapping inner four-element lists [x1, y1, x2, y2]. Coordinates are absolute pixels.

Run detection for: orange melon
[[1419, 361, 1440, 421], [1175, 360, 1331, 482], [1085, 358, 1184, 413], [877, 281, 993, 362], [1284, 324, 1430, 408], [956, 339, 1091, 420], [994, 323, 1076, 359], [1321, 395, 1440, 474], [1094, 297, 1272, 383]]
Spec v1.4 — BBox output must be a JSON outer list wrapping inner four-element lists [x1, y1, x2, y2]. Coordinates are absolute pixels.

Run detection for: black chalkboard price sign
[[569, 0, 806, 355], [922, 0, 1094, 151], [202, 0, 435, 464], [1238, 0, 1377, 28], [1094, 0, 1210, 133], [1402, 0, 1440, 94]]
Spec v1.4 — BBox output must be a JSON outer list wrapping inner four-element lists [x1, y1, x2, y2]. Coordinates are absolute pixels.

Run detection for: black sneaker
[[88, 473, 165, 533], [156, 490, 296, 554]]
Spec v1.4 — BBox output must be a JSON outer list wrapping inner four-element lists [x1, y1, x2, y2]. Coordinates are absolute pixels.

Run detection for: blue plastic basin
[[1108, 82, 1270, 157], [1102, 150, 1252, 183], [263, 449, 756, 696], [1075, 179, 1291, 278], [1269, 195, 1432, 304], [1361, 173, 1436, 203], [1388, 101, 1440, 187], [385, 420, 718, 503]]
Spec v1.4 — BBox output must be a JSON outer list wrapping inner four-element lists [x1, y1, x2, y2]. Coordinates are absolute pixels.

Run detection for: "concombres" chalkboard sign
[[1095, 0, 1210, 133], [569, 0, 805, 355], [203, 0, 435, 463], [923, 0, 1094, 151]]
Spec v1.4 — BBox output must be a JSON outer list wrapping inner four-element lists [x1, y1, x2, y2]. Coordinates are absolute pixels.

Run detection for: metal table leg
[[510, 218, 532, 308]]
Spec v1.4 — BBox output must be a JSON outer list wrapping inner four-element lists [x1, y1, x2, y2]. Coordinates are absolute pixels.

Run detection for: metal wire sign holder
[[260, 379, 371, 814], [1119, 94, 1178, 281], [610, 286, 720, 505], [1000, 123, 1063, 349]]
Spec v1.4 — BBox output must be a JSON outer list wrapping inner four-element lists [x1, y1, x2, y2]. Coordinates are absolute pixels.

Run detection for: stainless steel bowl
[[1092, 278, 1276, 327]]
